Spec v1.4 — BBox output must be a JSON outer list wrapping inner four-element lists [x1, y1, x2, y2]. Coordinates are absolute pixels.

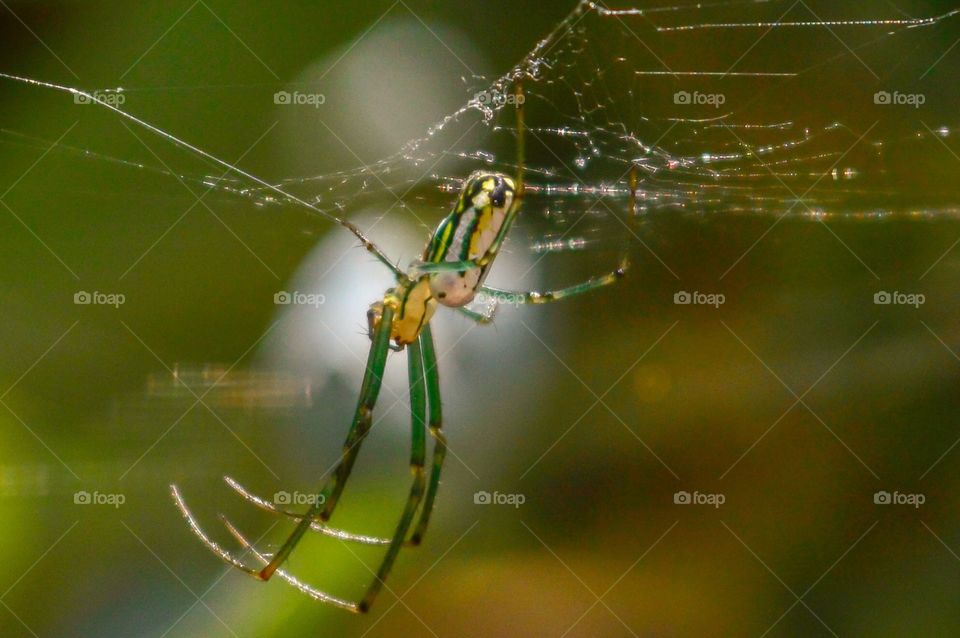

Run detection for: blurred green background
[[2, 1, 960, 636]]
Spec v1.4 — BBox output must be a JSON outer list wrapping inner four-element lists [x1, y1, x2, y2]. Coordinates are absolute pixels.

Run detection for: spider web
[[402, 0, 960, 230], [3, 0, 960, 260], [239, 0, 960, 231], [3, 6, 960, 627]]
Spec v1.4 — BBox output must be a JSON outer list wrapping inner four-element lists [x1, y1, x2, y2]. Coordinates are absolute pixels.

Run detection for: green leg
[[410, 324, 445, 545], [480, 260, 628, 305], [359, 333, 428, 612], [515, 78, 525, 200], [222, 476, 392, 545], [259, 303, 395, 581], [411, 259, 484, 274], [456, 305, 497, 325]]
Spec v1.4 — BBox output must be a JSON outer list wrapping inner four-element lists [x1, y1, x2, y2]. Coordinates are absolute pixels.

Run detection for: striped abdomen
[[424, 172, 516, 307]]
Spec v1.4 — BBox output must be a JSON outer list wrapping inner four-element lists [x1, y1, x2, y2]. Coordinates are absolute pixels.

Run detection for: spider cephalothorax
[[367, 278, 437, 349]]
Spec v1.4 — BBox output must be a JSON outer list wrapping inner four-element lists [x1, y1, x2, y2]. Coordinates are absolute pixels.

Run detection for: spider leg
[[258, 303, 395, 580], [410, 259, 485, 274], [480, 258, 628, 304], [220, 516, 361, 613], [456, 304, 498, 325], [170, 484, 264, 577], [229, 324, 446, 557], [357, 329, 429, 612], [410, 324, 445, 545], [222, 477, 392, 546]]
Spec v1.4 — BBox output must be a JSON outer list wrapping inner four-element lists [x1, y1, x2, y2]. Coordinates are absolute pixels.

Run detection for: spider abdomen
[[430, 268, 484, 307], [424, 171, 516, 308]]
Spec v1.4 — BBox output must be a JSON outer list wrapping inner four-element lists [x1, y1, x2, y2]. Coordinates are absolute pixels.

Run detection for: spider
[[175, 163, 624, 613], [0, 70, 626, 613], [173, 88, 626, 613]]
